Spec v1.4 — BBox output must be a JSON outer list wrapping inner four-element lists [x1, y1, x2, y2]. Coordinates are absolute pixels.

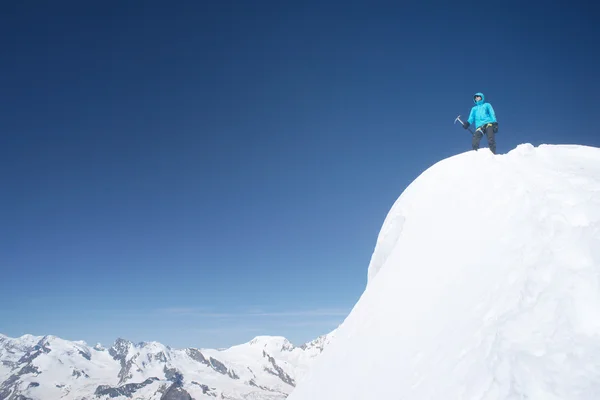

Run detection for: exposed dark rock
[[17, 350, 42, 365], [36, 337, 53, 352], [248, 379, 282, 393], [186, 349, 235, 378], [262, 352, 295, 386], [108, 338, 131, 361], [163, 366, 183, 384], [209, 357, 228, 375], [186, 348, 208, 365], [72, 368, 89, 378], [156, 382, 169, 395], [228, 369, 239, 380], [299, 335, 329, 352], [94, 377, 159, 398], [0, 362, 44, 400], [107, 338, 136, 384], [0, 384, 38, 400], [0, 387, 10, 399], [19, 364, 40, 376], [117, 358, 135, 384], [0, 374, 19, 400], [153, 351, 168, 363], [2, 374, 19, 387], [191, 381, 217, 396], [2, 360, 18, 370], [78, 349, 91, 361], [160, 381, 193, 400]]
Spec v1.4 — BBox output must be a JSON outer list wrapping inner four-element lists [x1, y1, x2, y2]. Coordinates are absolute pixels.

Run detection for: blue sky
[[1, 1, 598, 349]]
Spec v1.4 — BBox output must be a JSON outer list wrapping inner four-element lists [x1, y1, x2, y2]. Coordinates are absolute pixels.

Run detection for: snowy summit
[[289, 144, 600, 400]]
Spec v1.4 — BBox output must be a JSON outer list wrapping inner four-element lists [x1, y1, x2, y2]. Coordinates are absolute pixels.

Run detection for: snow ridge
[[289, 144, 600, 400]]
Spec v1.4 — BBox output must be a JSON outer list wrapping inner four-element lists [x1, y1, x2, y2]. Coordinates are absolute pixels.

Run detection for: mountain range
[[0, 331, 335, 400]]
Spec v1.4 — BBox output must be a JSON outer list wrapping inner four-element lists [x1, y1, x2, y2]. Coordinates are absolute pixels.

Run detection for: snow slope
[[289, 144, 600, 400], [0, 331, 335, 400]]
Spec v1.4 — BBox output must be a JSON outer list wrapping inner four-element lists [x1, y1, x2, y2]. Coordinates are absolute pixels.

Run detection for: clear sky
[[1, 0, 598, 349]]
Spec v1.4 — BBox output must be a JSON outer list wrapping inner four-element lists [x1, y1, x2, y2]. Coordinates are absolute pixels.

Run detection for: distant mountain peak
[[248, 336, 295, 351]]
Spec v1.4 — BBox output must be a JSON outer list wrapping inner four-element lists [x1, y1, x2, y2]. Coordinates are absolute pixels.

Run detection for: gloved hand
[[463, 121, 470, 129]]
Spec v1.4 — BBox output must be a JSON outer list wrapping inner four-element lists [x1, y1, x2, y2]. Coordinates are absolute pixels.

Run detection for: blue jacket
[[468, 92, 497, 129]]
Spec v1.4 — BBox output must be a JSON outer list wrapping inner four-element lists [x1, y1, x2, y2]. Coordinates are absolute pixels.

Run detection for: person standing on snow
[[462, 92, 498, 154]]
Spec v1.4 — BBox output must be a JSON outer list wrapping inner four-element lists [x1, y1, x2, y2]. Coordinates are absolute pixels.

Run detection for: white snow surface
[[289, 144, 600, 400]]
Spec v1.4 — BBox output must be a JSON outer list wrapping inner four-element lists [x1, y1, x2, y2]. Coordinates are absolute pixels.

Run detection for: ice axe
[[454, 115, 474, 135]]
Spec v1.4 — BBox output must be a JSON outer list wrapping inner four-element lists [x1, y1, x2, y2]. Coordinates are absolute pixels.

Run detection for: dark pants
[[472, 124, 496, 154]]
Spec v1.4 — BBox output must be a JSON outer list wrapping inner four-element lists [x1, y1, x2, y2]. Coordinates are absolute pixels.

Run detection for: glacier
[[289, 144, 600, 400]]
